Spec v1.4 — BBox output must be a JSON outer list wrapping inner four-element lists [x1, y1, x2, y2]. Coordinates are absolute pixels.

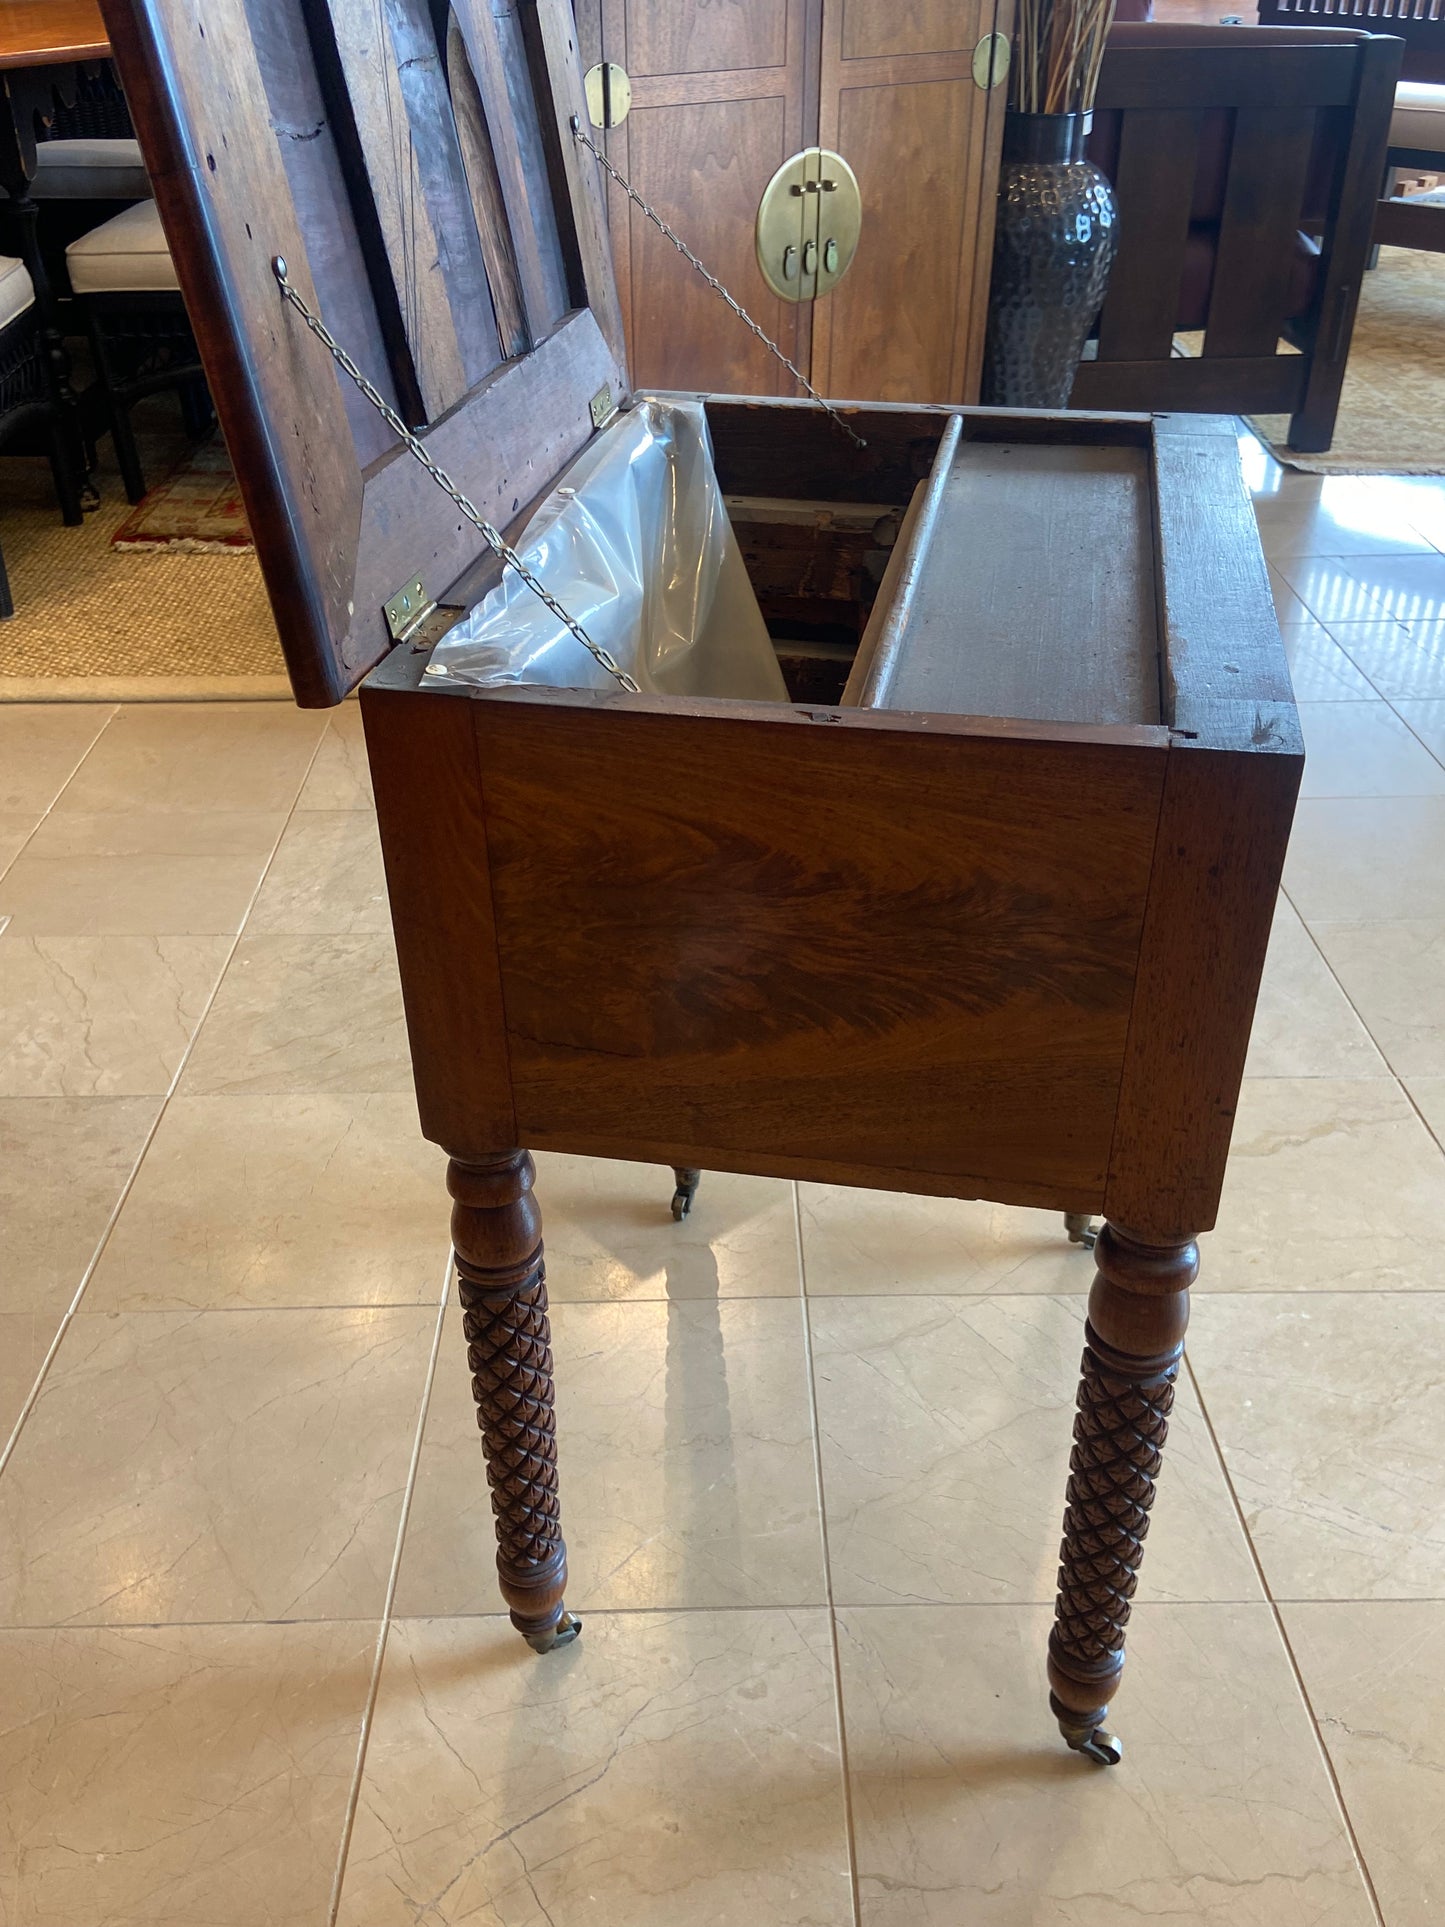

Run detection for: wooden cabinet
[[577, 0, 1009, 401]]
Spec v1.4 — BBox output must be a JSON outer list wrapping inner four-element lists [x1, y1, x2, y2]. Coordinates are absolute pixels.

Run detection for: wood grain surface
[[0, 1, 107, 68], [864, 439, 1161, 725], [469, 697, 1166, 1199], [103, 0, 627, 705], [362, 675, 517, 1160], [814, 0, 1008, 405], [312, 0, 496, 419]]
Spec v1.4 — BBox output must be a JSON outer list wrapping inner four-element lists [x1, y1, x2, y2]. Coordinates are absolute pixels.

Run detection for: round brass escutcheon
[[755, 147, 862, 303], [972, 31, 1011, 89], [583, 61, 632, 128]]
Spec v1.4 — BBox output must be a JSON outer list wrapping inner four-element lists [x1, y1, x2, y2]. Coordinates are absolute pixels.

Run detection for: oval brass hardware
[[583, 61, 632, 128], [755, 148, 861, 302], [972, 32, 1010, 90]]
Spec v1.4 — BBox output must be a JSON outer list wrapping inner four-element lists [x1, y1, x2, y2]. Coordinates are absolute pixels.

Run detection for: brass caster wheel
[[524, 1608, 582, 1654], [670, 1166, 701, 1220], [1063, 1212, 1098, 1250], [1066, 1726, 1122, 1766]]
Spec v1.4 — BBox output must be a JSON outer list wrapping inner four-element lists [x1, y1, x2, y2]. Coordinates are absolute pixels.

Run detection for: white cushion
[[66, 198, 178, 294], [0, 254, 35, 331], [1391, 80, 1445, 154], [31, 137, 149, 200]]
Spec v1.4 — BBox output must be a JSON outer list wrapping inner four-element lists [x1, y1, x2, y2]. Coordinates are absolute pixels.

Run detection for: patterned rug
[[111, 434, 254, 552]]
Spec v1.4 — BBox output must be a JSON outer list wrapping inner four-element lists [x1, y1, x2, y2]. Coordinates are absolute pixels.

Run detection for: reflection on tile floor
[[3, 441, 1445, 1922]]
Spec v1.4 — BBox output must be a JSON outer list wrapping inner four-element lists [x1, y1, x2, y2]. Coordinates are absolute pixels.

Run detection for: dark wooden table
[[0, 2, 108, 69]]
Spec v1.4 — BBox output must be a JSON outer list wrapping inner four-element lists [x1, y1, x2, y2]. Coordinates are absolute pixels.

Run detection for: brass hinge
[[383, 576, 438, 645], [589, 383, 619, 430]]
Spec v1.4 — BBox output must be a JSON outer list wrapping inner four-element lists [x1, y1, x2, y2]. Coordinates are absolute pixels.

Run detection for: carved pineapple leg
[[1048, 1223, 1198, 1763], [447, 1151, 579, 1654]]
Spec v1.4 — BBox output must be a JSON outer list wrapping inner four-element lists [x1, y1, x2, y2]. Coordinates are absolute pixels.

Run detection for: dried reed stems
[[1013, 0, 1116, 115]]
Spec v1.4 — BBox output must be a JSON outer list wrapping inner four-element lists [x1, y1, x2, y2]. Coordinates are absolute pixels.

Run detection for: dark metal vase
[[982, 111, 1119, 410]]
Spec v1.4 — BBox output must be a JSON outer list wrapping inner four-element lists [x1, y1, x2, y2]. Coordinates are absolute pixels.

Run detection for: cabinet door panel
[[628, 0, 789, 76], [841, 0, 972, 58], [625, 95, 795, 392], [579, 0, 1005, 402], [588, 0, 817, 393], [815, 0, 1008, 403], [825, 78, 972, 400]]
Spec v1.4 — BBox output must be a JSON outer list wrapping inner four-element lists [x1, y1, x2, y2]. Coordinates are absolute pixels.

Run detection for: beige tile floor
[[2, 436, 1445, 1923]]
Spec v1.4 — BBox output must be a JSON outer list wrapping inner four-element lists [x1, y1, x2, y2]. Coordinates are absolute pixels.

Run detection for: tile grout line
[[793, 1180, 864, 1927], [1182, 1351, 1389, 1927], [1282, 880, 1445, 1156], [0, 1595, 1345, 1632], [0, 716, 328, 1476], [0, 703, 120, 888], [327, 1246, 453, 1927]]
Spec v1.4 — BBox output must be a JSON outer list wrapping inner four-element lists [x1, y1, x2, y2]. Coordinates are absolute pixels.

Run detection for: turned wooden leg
[[1048, 1222, 1198, 1764], [447, 1151, 579, 1653]]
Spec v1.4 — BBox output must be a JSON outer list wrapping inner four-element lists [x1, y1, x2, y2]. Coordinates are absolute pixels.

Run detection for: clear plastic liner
[[425, 395, 787, 701]]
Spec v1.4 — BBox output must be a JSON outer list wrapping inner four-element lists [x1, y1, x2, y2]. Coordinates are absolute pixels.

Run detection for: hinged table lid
[[100, 0, 629, 706]]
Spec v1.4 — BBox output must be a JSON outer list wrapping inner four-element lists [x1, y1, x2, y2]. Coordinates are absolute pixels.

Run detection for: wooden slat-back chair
[[1261, 0, 1445, 252], [1070, 23, 1400, 452]]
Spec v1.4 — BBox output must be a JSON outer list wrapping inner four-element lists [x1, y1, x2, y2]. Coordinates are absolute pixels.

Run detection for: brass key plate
[[755, 147, 861, 303]]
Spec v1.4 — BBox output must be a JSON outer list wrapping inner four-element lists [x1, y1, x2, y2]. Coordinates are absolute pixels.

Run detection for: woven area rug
[[0, 410, 287, 700], [111, 434, 253, 552], [1181, 245, 1445, 475]]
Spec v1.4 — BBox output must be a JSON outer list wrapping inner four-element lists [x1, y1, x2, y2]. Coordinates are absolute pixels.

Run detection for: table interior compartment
[[854, 435, 1164, 727]]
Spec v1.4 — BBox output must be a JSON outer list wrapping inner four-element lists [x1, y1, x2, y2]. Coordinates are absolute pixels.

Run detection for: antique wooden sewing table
[[102, 0, 1301, 1767]]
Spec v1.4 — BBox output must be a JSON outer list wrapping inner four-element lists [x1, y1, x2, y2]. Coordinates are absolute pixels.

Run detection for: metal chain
[[269, 257, 641, 693], [570, 119, 867, 451]]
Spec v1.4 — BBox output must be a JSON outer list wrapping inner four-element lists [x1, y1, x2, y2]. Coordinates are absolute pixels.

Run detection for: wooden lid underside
[[99, 0, 628, 705]]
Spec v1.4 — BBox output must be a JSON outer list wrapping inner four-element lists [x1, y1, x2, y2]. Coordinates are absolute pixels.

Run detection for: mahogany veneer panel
[[468, 698, 1167, 1201]]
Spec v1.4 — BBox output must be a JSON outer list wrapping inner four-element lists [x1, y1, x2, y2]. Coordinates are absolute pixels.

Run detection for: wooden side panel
[[361, 679, 518, 1157], [1151, 415, 1298, 747], [470, 700, 1167, 1199], [814, 0, 1007, 403], [1103, 743, 1301, 1242], [1105, 412, 1303, 1241]]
